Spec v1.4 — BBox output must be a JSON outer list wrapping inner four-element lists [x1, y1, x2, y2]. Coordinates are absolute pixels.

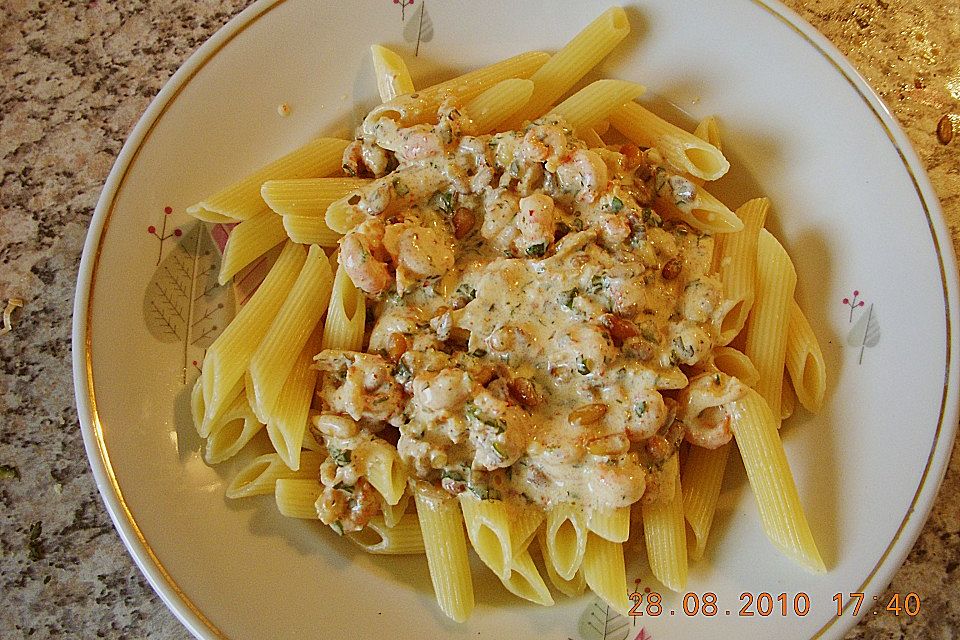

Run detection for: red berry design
[[148, 225, 156, 234], [174, 229, 183, 237], [164, 206, 173, 214], [842, 298, 849, 304]]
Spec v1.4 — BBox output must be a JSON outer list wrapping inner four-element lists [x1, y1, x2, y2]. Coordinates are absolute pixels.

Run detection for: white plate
[[72, 1, 960, 638]]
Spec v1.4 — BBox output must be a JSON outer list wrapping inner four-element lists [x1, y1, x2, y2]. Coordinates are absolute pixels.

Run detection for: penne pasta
[[500, 547, 554, 607], [322, 257, 367, 351], [463, 78, 535, 135], [693, 115, 722, 151], [265, 327, 323, 471], [586, 506, 630, 543], [729, 389, 825, 573], [655, 180, 743, 234], [282, 215, 343, 246], [248, 245, 334, 423], [371, 44, 415, 102], [582, 533, 630, 615], [200, 241, 306, 436], [578, 127, 605, 148], [261, 177, 369, 218], [507, 6, 630, 126], [681, 444, 730, 561], [713, 198, 769, 345], [275, 478, 322, 519], [458, 493, 513, 579], [363, 51, 549, 134], [225, 451, 322, 499], [535, 530, 585, 598], [785, 300, 827, 412], [543, 504, 588, 581], [413, 482, 475, 622], [744, 229, 797, 424], [218, 210, 287, 285], [642, 454, 688, 592], [358, 438, 407, 506], [348, 513, 425, 554], [711, 346, 760, 388], [609, 101, 730, 181], [187, 137, 350, 221], [547, 79, 646, 133], [204, 390, 265, 465], [381, 490, 411, 528]]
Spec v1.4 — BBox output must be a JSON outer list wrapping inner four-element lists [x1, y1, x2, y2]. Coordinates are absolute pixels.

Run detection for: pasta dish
[[185, 6, 828, 622]]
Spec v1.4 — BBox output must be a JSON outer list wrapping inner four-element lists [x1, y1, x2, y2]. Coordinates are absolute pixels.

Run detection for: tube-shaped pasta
[[275, 478, 322, 519], [363, 51, 549, 134], [358, 438, 407, 506], [582, 533, 630, 615], [713, 198, 769, 345], [322, 257, 366, 351], [200, 241, 306, 435], [204, 391, 265, 465], [265, 327, 323, 471], [781, 377, 797, 420], [262, 177, 369, 218], [609, 102, 729, 181], [218, 211, 287, 285], [548, 79, 645, 133], [371, 44, 415, 102], [187, 137, 350, 221], [225, 451, 322, 499], [535, 530, 585, 598], [694, 115, 722, 151], [413, 482, 475, 622], [544, 504, 588, 580], [507, 7, 630, 126], [681, 444, 730, 561], [744, 229, 797, 424], [282, 215, 342, 246], [500, 547, 554, 606], [381, 490, 411, 528], [248, 245, 333, 422], [586, 506, 630, 543], [463, 78, 535, 135], [785, 300, 826, 412], [711, 346, 760, 388], [656, 181, 743, 234], [347, 514, 424, 554], [458, 493, 513, 580], [729, 389, 825, 573], [642, 454, 687, 592]]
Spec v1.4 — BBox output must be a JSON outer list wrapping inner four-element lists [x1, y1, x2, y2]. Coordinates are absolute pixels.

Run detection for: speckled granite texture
[[0, 1, 957, 638]]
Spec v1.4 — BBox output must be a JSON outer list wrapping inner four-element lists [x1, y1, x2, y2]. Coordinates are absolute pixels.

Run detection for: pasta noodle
[[642, 454, 688, 592], [347, 514, 425, 554], [786, 300, 827, 412], [370, 44, 415, 102]]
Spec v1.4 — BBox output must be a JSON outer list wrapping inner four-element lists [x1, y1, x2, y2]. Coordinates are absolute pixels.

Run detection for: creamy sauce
[[313, 102, 744, 521]]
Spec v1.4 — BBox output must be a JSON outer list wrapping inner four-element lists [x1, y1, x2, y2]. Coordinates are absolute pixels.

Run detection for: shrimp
[[314, 351, 406, 427], [342, 139, 391, 177], [516, 192, 556, 254], [383, 224, 455, 293], [677, 372, 746, 449], [556, 149, 609, 203], [340, 219, 392, 295]]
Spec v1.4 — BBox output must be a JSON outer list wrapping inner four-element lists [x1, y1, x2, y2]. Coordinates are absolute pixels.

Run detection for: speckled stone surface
[[0, 1, 956, 638]]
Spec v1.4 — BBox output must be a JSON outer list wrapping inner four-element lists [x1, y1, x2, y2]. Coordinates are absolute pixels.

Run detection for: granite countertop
[[0, 1, 957, 638]]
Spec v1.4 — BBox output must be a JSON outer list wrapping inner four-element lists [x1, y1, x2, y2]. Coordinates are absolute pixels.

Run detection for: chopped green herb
[[640, 325, 659, 343], [653, 167, 669, 195], [589, 274, 606, 294], [609, 196, 624, 212], [559, 287, 579, 308], [572, 217, 585, 231], [440, 469, 466, 483], [470, 349, 487, 358], [714, 373, 722, 385], [330, 521, 344, 536], [525, 243, 546, 257], [508, 160, 521, 177], [330, 448, 352, 466], [466, 404, 506, 433], [0, 464, 20, 480], [492, 440, 507, 459], [634, 401, 648, 418], [393, 361, 412, 384], [433, 190, 454, 214], [392, 178, 410, 197], [576, 355, 592, 375], [641, 207, 662, 227]]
